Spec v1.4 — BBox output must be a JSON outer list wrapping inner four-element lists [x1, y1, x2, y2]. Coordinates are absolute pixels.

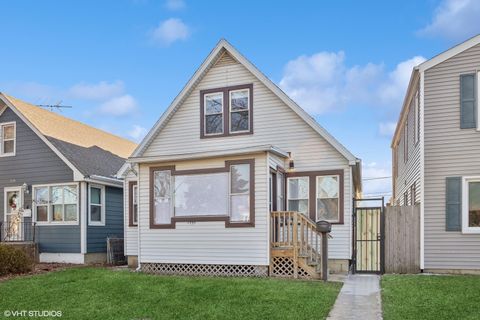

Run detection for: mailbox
[[316, 220, 332, 233]]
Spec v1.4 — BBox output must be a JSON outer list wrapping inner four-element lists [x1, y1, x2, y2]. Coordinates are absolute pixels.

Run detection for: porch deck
[[270, 211, 323, 279]]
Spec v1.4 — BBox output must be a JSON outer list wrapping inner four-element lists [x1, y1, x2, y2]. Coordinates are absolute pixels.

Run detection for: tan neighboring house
[[392, 34, 480, 273], [118, 39, 361, 277]]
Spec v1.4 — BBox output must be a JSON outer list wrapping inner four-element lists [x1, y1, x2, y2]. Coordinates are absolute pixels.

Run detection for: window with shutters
[[460, 73, 477, 129], [462, 176, 480, 234]]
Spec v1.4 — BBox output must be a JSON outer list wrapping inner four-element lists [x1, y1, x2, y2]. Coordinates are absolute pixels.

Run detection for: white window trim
[[0, 121, 16, 157], [315, 175, 340, 223], [476, 71, 480, 131], [132, 184, 138, 225], [414, 90, 420, 144], [204, 92, 224, 136], [32, 183, 80, 226], [286, 176, 310, 214], [88, 184, 106, 226], [462, 176, 480, 234], [229, 88, 250, 133]]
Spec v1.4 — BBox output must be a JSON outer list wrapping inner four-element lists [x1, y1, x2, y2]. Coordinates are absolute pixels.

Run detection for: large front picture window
[[33, 184, 78, 224], [174, 173, 228, 216], [151, 160, 254, 228]]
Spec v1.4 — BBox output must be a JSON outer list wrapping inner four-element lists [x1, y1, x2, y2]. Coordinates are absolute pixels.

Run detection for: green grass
[[0, 267, 341, 320], [382, 274, 480, 320]]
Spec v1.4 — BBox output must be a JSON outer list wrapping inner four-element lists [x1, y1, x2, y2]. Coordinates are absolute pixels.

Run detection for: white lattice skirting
[[141, 263, 269, 277], [270, 257, 312, 279]]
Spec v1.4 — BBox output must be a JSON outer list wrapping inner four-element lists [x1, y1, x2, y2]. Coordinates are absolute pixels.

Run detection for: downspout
[[134, 165, 141, 272]]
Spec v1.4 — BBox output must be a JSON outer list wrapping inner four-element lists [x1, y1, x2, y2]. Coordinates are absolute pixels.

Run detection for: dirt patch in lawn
[[0, 263, 80, 282]]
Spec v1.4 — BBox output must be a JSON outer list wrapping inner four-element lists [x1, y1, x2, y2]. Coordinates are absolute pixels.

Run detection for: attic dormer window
[[0, 122, 16, 156], [200, 84, 253, 138]]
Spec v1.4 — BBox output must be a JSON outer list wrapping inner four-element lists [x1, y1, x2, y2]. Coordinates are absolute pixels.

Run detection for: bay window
[[150, 160, 254, 228], [33, 184, 78, 224]]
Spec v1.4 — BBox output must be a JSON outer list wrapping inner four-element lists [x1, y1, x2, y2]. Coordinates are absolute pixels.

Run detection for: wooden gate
[[353, 198, 384, 274]]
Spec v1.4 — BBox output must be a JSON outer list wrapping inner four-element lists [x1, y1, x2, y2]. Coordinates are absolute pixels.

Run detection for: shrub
[[0, 244, 33, 276]]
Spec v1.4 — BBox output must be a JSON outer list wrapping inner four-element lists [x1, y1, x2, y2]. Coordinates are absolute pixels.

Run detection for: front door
[[3, 187, 23, 241]]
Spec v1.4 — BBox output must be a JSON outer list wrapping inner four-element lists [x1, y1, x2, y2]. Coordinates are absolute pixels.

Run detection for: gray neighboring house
[[392, 34, 480, 273], [0, 93, 137, 263]]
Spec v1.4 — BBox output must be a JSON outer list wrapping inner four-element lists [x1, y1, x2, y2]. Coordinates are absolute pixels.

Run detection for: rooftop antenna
[[37, 100, 73, 112]]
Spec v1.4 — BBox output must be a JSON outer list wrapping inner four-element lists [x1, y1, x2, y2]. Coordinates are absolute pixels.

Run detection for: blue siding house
[[0, 93, 136, 263]]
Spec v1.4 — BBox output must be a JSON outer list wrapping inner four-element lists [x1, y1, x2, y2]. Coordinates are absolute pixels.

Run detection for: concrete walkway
[[327, 274, 382, 320]]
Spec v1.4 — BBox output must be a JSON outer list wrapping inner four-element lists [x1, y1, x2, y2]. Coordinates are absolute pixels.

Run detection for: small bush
[[0, 244, 33, 276]]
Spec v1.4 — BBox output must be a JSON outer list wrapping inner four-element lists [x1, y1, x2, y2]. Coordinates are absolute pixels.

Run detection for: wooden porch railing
[[270, 211, 322, 276]]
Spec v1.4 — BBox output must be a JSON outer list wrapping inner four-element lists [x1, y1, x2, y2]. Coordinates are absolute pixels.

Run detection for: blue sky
[[1, 0, 479, 197]]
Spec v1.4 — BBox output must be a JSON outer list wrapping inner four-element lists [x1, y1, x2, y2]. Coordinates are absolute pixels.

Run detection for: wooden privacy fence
[[384, 205, 420, 273]]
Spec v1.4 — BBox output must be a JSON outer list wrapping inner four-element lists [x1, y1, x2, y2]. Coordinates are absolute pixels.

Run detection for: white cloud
[[419, 0, 480, 41], [165, 0, 186, 10], [128, 125, 148, 142], [99, 94, 138, 116], [151, 18, 190, 46], [279, 52, 426, 115], [362, 162, 392, 198], [379, 122, 397, 137], [68, 81, 125, 101]]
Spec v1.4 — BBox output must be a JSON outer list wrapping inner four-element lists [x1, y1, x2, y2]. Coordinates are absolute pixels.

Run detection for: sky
[[1, 0, 480, 198]]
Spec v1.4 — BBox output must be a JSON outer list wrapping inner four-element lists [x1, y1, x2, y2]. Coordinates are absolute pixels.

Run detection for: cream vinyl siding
[[424, 43, 480, 270], [123, 170, 138, 256], [139, 53, 353, 260], [394, 87, 421, 206], [143, 53, 348, 171], [137, 154, 269, 265]]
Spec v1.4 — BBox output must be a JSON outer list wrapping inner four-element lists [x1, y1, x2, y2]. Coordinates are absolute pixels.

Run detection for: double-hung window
[[151, 160, 254, 228], [462, 177, 480, 233], [287, 177, 309, 216], [0, 122, 15, 156], [287, 171, 344, 224], [204, 92, 224, 135], [316, 175, 340, 222], [34, 184, 78, 224], [129, 182, 138, 226], [201, 84, 253, 138], [89, 185, 105, 225], [229, 89, 250, 133]]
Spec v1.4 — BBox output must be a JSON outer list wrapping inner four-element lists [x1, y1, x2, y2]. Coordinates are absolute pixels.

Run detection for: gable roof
[[391, 34, 480, 147], [130, 39, 359, 165], [0, 93, 137, 180], [417, 34, 480, 72]]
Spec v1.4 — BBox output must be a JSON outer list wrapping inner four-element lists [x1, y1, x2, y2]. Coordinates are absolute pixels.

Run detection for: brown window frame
[[128, 181, 138, 227], [200, 84, 253, 139], [149, 159, 255, 229], [286, 170, 344, 225]]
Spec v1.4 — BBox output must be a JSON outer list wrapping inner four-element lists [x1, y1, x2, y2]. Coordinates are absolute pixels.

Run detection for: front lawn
[[0, 268, 341, 320], [382, 274, 480, 320]]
